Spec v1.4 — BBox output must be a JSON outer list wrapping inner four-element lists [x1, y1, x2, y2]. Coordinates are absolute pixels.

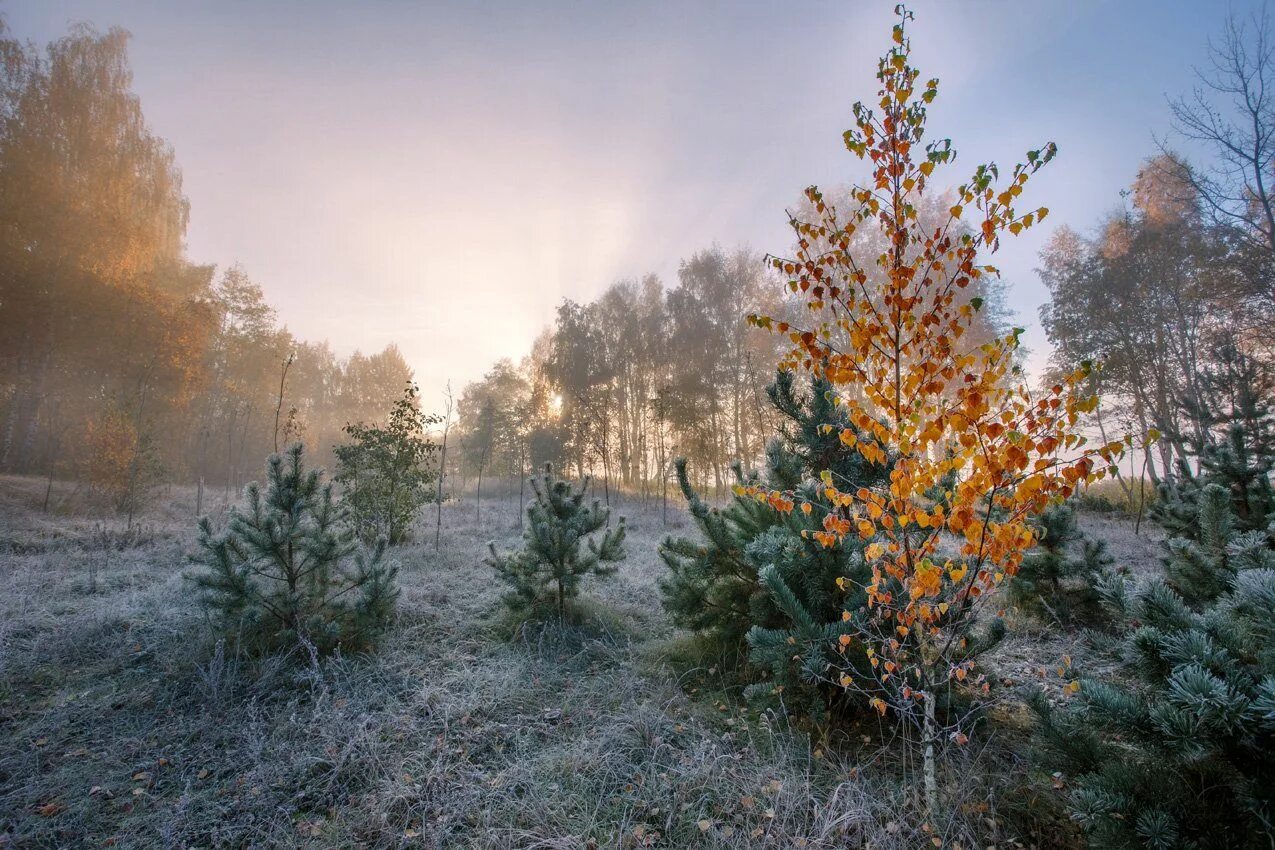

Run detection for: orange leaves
[[857, 440, 889, 466], [813, 531, 839, 548], [909, 559, 942, 599], [750, 4, 1126, 723]]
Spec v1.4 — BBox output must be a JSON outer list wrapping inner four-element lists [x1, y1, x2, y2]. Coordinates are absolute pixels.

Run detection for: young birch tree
[[746, 6, 1126, 818]]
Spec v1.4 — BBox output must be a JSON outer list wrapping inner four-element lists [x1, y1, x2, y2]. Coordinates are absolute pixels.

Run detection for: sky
[[3, 0, 1252, 410]]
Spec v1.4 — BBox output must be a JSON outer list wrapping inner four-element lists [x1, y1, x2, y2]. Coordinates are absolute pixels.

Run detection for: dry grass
[[0, 475, 1165, 848]]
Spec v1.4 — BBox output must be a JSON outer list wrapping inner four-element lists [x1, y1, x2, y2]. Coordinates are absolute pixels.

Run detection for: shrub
[[191, 443, 399, 655], [334, 381, 440, 544], [487, 463, 626, 618], [1153, 340, 1275, 540], [82, 404, 163, 515], [659, 370, 886, 719], [1008, 501, 1111, 624], [1032, 484, 1275, 849]]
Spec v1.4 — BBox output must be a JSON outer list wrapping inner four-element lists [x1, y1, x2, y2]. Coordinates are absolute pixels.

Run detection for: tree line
[[1040, 7, 1275, 497], [448, 195, 1011, 508]]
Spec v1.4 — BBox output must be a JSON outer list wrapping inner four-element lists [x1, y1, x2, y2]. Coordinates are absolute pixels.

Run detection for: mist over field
[[2, 2, 1273, 849]]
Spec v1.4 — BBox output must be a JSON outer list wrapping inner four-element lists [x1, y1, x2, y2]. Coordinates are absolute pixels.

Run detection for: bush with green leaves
[[334, 382, 440, 544], [191, 443, 399, 655], [486, 463, 626, 618], [1031, 484, 1275, 849], [1008, 501, 1111, 624]]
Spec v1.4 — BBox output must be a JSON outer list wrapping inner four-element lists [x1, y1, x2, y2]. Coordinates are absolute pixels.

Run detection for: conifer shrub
[[486, 463, 626, 618], [1008, 501, 1111, 624], [190, 443, 400, 656], [659, 371, 889, 718], [1153, 341, 1275, 540], [1032, 484, 1275, 849]]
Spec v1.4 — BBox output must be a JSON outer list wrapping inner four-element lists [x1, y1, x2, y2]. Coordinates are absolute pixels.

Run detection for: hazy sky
[[4, 0, 1251, 408]]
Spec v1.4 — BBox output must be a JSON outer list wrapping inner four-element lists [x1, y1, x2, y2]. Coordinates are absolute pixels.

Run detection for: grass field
[[0, 475, 1164, 849]]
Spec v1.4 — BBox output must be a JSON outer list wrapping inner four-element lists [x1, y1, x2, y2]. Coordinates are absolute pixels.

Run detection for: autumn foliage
[[744, 5, 1127, 801]]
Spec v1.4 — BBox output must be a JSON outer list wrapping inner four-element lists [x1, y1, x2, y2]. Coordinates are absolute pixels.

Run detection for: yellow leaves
[[757, 4, 1114, 729], [857, 441, 888, 465], [910, 559, 942, 599], [870, 697, 888, 716]]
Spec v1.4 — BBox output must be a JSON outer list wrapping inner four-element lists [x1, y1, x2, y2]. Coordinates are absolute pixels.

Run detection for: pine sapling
[[190, 443, 399, 655], [487, 463, 626, 618]]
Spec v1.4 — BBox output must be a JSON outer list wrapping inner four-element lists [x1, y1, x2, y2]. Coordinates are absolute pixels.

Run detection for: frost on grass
[[0, 477, 1135, 847]]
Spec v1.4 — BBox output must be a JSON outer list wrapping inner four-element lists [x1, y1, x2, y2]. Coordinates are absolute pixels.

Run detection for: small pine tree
[[1154, 341, 1275, 540], [334, 382, 441, 544], [1032, 484, 1275, 849], [191, 443, 399, 655], [487, 463, 626, 618], [659, 371, 889, 718], [1009, 501, 1111, 624]]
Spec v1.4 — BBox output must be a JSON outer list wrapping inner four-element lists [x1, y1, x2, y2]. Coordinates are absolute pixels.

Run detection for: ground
[[0, 475, 1164, 849]]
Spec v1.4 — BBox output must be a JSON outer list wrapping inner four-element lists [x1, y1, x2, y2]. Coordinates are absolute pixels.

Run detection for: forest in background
[[0, 18, 1013, 514], [4, 10, 1275, 519], [0, 23, 415, 513]]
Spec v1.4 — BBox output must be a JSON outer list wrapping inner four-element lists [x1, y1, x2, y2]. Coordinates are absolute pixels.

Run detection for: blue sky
[[4, 0, 1248, 405]]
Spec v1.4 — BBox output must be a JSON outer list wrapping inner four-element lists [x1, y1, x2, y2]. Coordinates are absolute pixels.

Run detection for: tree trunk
[[434, 418, 449, 550], [922, 690, 940, 822]]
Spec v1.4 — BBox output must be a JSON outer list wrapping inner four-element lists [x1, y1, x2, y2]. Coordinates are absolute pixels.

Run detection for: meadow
[[0, 475, 1163, 849]]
